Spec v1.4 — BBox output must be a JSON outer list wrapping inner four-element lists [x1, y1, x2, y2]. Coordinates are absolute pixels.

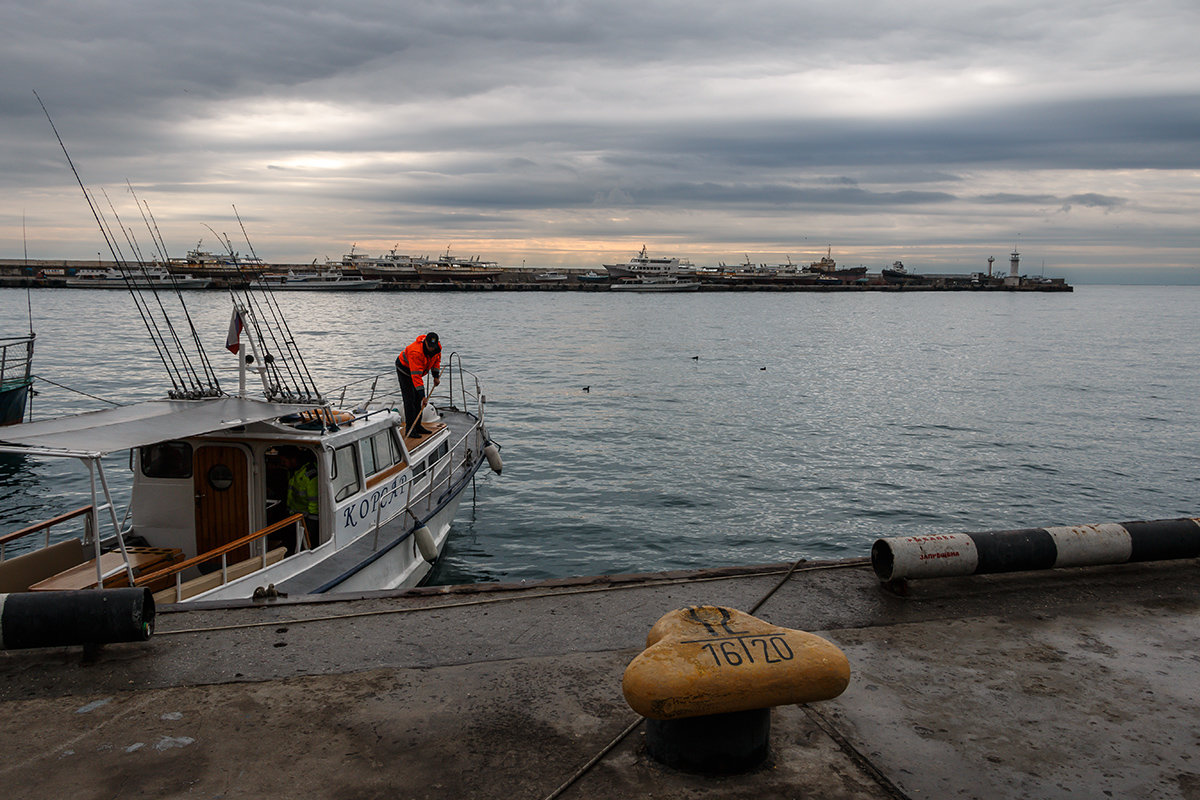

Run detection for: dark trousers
[[396, 357, 424, 432]]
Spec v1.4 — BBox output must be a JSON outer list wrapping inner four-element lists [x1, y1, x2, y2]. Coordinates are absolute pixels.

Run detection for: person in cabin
[[395, 331, 442, 437], [279, 446, 319, 548]]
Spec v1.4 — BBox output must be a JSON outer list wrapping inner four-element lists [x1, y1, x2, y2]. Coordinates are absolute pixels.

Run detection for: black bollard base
[[645, 707, 770, 774]]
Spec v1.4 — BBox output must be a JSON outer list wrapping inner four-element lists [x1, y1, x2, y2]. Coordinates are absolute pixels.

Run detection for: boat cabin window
[[363, 429, 404, 478], [332, 444, 360, 501], [140, 441, 193, 479]]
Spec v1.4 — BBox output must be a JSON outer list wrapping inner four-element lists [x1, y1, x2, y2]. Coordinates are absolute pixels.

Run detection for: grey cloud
[[1060, 193, 1127, 211], [3, 0, 1199, 275]]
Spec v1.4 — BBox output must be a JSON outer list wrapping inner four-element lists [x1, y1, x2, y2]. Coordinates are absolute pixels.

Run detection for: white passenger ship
[[602, 246, 697, 279], [64, 266, 212, 289]]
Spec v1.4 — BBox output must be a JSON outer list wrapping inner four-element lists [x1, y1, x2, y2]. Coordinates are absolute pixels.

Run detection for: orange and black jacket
[[398, 335, 442, 390]]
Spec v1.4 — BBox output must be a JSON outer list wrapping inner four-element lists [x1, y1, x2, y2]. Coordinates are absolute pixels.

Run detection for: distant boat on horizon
[[64, 266, 212, 289], [602, 246, 697, 279]]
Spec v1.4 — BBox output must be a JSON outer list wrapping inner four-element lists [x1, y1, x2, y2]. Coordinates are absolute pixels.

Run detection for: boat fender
[[484, 441, 503, 475], [421, 403, 440, 424], [413, 525, 438, 563]]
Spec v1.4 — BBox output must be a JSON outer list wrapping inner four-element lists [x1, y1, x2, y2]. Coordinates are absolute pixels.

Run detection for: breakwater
[[0, 259, 1072, 292]]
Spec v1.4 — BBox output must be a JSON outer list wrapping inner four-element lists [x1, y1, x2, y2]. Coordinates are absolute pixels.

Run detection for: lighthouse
[[1009, 248, 1020, 277]]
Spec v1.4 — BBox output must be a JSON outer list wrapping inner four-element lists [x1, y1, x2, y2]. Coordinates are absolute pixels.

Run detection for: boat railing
[[0, 505, 96, 563], [327, 354, 485, 423], [443, 352, 484, 415], [427, 441, 461, 505], [1, 334, 35, 388], [133, 513, 307, 602]]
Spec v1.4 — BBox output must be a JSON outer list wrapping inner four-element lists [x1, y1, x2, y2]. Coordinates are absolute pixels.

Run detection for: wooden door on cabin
[[193, 445, 251, 564]]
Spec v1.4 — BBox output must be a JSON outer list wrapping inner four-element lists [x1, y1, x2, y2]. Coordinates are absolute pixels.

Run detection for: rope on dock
[[156, 559, 868, 637]]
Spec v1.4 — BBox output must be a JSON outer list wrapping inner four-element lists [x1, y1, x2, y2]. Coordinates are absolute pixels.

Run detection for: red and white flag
[[225, 308, 243, 354]]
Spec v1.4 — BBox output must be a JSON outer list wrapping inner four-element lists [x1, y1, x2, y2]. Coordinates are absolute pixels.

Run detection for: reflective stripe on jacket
[[287, 464, 319, 516], [398, 335, 442, 390]]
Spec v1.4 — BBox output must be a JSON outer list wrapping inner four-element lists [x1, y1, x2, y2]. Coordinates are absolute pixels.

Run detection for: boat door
[[193, 444, 252, 563]]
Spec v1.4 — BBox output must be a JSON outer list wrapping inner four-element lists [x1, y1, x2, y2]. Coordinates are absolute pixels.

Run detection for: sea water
[[1, 285, 1197, 585]]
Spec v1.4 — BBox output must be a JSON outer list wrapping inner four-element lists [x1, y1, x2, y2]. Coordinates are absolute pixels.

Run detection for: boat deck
[[271, 409, 483, 596], [0, 557, 1195, 799]]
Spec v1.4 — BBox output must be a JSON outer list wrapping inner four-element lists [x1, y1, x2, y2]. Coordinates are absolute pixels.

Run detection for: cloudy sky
[[3, 0, 1198, 281]]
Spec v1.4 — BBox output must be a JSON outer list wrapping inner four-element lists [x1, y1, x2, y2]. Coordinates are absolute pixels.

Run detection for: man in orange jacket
[[396, 332, 442, 436]]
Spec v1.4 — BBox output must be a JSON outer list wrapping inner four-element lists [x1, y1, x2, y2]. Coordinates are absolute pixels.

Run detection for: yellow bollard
[[622, 605, 850, 773]]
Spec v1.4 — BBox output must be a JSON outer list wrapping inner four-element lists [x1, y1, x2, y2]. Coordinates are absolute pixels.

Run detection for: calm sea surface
[[2, 285, 1197, 585]]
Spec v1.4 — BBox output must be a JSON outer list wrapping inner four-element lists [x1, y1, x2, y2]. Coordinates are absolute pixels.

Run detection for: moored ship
[[64, 266, 212, 289], [602, 246, 697, 279]]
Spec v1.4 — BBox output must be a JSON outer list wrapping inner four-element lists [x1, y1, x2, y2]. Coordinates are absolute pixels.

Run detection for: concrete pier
[[0, 557, 1194, 798]]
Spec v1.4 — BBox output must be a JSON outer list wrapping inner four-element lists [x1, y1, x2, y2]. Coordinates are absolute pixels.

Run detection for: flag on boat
[[225, 308, 243, 354]]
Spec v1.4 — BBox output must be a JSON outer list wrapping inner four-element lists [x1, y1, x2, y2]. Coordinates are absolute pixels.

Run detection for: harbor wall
[[0, 259, 1072, 292]]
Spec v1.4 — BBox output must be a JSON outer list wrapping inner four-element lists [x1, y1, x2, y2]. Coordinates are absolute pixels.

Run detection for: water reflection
[[3, 287, 1199, 585]]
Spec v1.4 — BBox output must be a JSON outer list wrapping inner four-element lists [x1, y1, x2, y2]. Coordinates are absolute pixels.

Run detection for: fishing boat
[[64, 266, 212, 289], [609, 276, 701, 292], [253, 268, 381, 291], [577, 271, 609, 283], [0, 334, 35, 427], [0, 300, 501, 603], [533, 271, 569, 282], [602, 246, 697, 279]]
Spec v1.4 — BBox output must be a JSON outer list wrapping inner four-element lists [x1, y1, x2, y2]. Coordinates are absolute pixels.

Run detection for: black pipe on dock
[[872, 517, 1200, 583], [0, 587, 154, 650]]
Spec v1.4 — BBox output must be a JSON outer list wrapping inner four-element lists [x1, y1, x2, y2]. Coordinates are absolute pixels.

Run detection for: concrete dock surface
[[1, 556, 1197, 799]]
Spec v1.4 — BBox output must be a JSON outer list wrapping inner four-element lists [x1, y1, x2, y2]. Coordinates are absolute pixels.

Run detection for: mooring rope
[[30, 375, 121, 407]]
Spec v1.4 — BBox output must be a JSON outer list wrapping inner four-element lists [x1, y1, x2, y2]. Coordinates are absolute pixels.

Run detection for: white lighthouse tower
[[1004, 248, 1021, 287]]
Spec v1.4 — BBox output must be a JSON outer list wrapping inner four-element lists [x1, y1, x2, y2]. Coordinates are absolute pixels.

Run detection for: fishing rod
[[128, 182, 222, 393], [233, 206, 323, 401], [207, 224, 306, 399], [34, 90, 190, 397], [98, 187, 205, 396]]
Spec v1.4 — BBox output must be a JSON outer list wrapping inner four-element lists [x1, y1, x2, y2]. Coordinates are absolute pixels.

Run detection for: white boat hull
[[65, 277, 213, 289], [253, 280, 381, 291], [610, 280, 700, 292], [188, 464, 476, 601]]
